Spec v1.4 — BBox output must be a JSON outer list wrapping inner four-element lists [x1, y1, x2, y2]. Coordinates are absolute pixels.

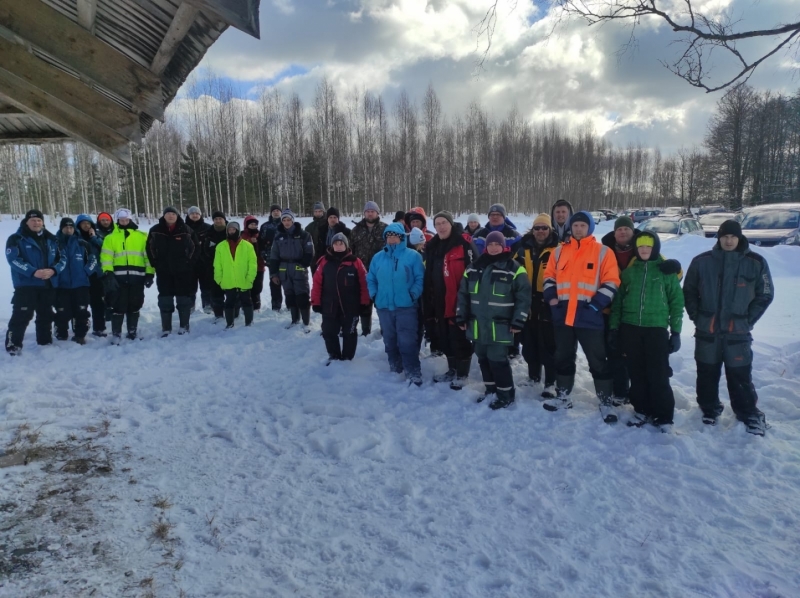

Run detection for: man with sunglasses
[[513, 214, 560, 397]]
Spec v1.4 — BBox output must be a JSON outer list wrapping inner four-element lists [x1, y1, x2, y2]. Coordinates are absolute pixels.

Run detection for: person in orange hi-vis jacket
[[541, 211, 621, 422]]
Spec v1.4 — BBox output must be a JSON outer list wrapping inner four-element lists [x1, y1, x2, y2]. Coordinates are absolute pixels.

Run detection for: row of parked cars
[[601, 203, 800, 247]]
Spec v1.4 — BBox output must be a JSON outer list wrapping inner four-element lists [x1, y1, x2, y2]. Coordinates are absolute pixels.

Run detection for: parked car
[[697, 205, 727, 215], [589, 211, 604, 224], [663, 206, 689, 216], [739, 203, 800, 247], [638, 216, 705, 242], [631, 209, 662, 223], [698, 213, 740, 237], [597, 209, 618, 220]]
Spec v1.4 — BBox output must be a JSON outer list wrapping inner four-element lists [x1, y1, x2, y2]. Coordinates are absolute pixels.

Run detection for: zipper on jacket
[[638, 262, 648, 325]]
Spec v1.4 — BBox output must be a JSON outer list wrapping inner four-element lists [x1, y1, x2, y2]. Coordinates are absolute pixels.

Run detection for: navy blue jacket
[[6, 225, 66, 288], [56, 231, 98, 289]]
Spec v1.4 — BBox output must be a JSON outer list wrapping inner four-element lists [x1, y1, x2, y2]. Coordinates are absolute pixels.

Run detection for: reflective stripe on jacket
[[100, 225, 154, 284], [214, 239, 257, 290]]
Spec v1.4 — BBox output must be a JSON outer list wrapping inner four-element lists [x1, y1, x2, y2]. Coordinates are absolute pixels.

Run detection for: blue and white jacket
[[367, 223, 424, 311]]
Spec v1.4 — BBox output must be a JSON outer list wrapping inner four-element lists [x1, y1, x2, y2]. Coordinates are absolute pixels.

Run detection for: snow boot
[[224, 308, 235, 329], [543, 375, 574, 411], [91, 330, 107, 338], [160, 312, 173, 337], [360, 314, 371, 337], [434, 357, 457, 384], [126, 312, 139, 340], [611, 394, 630, 407], [177, 304, 191, 333], [489, 388, 515, 410], [72, 336, 86, 346], [300, 307, 311, 333], [702, 403, 724, 425], [111, 314, 124, 336], [742, 410, 766, 436], [627, 411, 652, 428], [477, 390, 495, 404], [286, 307, 300, 329], [449, 359, 471, 391], [541, 385, 557, 399], [596, 379, 617, 423], [243, 305, 254, 327]]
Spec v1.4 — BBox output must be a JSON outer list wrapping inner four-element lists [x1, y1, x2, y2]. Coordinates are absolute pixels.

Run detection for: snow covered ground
[[1, 214, 799, 598]]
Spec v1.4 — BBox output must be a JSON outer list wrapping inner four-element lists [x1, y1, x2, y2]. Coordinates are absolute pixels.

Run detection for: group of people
[[5, 199, 774, 434]]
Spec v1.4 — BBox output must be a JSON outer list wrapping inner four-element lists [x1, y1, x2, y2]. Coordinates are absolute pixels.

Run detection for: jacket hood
[[635, 230, 662, 261], [75, 214, 95, 228], [384, 222, 407, 240], [404, 207, 428, 230], [243, 215, 259, 228]]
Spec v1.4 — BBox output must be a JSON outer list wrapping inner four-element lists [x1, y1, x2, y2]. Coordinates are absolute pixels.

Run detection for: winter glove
[[658, 259, 682, 276], [144, 274, 154, 288], [607, 329, 618, 353], [102, 272, 118, 294], [359, 304, 371, 317], [312, 305, 322, 314], [669, 332, 681, 354]]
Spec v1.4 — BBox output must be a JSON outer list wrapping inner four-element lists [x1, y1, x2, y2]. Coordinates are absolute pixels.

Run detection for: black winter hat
[[163, 206, 179, 216], [394, 210, 406, 222], [270, 204, 282, 213], [717, 219, 743, 240], [570, 212, 592, 227], [327, 207, 340, 219], [212, 210, 226, 220], [24, 209, 44, 221], [59, 217, 75, 230]]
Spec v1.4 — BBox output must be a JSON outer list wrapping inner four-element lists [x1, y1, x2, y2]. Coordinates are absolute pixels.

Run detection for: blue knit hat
[[409, 227, 426, 246], [280, 209, 295, 222], [364, 200, 380, 214]]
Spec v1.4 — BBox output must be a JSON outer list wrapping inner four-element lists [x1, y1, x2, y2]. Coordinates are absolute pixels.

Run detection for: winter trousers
[[5, 286, 55, 350], [250, 271, 265, 310], [521, 308, 556, 385], [620, 324, 674, 424], [280, 266, 309, 310], [434, 317, 473, 361], [223, 289, 254, 326], [88, 274, 106, 333], [322, 310, 360, 360], [360, 300, 374, 335], [475, 342, 514, 401], [269, 278, 283, 311], [55, 287, 91, 340], [156, 272, 195, 331], [193, 265, 213, 310], [604, 313, 630, 398], [694, 333, 760, 420], [377, 307, 421, 378], [210, 279, 225, 318], [554, 325, 612, 396], [111, 284, 145, 334]]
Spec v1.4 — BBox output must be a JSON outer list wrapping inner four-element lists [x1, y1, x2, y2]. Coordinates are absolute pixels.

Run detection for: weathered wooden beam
[[0, 75, 132, 164], [0, 130, 69, 142], [0, 37, 141, 142], [76, 0, 98, 33], [185, 0, 260, 38], [0, 102, 25, 115], [151, 3, 199, 76], [0, 0, 164, 119]]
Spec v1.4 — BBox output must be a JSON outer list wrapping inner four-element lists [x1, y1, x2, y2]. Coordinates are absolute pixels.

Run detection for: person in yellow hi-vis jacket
[[100, 208, 154, 343], [456, 231, 531, 410], [214, 221, 257, 329]]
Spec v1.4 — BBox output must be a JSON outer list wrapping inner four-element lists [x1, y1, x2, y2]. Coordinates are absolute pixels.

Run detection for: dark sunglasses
[[532, 226, 550, 231]]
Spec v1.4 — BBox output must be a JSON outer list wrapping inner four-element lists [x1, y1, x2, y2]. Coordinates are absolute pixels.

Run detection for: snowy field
[[1, 213, 799, 598]]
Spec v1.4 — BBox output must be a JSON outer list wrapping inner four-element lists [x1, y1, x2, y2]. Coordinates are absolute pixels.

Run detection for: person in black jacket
[[76, 214, 108, 336], [202, 211, 228, 320], [258, 204, 284, 311], [146, 207, 199, 335], [311, 233, 370, 361], [683, 220, 774, 435], [269, 210, 315, 329], [185, 206, 213, 313], [314, 207, 351, 263]]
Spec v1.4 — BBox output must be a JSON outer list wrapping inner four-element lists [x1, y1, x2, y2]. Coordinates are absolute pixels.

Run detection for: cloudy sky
[[185, 0, 799, 153]]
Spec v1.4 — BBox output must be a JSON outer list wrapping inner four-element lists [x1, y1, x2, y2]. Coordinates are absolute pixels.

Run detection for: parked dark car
[[739, 204, 800, 247], [631, 209, 662, 223]]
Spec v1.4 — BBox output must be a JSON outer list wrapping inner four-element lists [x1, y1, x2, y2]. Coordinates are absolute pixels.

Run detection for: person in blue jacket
[[76, 214, 108, 336], [367, 223, 425, 386], [55, 217, 98, 344], [472, 204, 521, 255], [4, 209, 67, 355]]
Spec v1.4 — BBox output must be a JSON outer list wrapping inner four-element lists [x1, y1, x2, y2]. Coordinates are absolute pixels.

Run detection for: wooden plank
[[185, 0, 260, 38], [0, 75, 132, 164], [76, 0, 98, 33], [0, 0, 164, 119], [0, 37, 141, 142], [151, 3, 199, 76], [0, 102, 25, 115], [0, 130, 69, 142]]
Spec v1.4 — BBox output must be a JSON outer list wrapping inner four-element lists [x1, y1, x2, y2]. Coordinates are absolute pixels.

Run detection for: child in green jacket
[[609, 231, 684, 429]]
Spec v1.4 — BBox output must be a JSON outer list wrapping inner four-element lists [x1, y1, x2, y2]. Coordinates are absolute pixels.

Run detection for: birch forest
[[1, 77, 799, 220]]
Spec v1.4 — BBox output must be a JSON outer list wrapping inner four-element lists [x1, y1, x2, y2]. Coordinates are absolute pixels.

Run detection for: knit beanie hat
[[313, 202, 325, 211], [59, 217, 75, 230], [485, 231, 506, 247], [569, 211, 595, 235], [281, 209, 295, 222], [326, 207, 340, 219], [433, 211, 454, 227], [270, 204, 282, 213], [97, 212, 113, 223], [533, 213, 552, 228], [227, 221, 240, 233], [636, 235, 655, 248], [114, 208, 132, 220], [488, 203, 507, 218], [163, 206, 179, 216], [614, 215, 635, 231], [409, 227, 426, 246], [717, 219, 743, 240], [467, 213, 481, 224], [211, 210, 226, 220], [331, 232, 349, 249], [24, 209, 44, 221], [394, 210, 406, 222], [363, 200, 380, 214], [187, 206, 202, 216]]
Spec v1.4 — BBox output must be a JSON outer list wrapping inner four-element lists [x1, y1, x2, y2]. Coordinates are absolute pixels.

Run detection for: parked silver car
[[638, 216, 705, 242], [739, 203, 800, 247], [698, 213, 740, 238]]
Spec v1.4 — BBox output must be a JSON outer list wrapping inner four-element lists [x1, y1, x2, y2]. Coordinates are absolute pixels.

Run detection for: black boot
[[360, 314, 371, 337], [434, 356, 457, 383], [300, 307, 310, 326], [160, 311, 173, 337], [224, 308, 235, 329], [243, 305, 254, 327], [177, 308, 191, 334], [286, 307, 300, 329], [111, 314, 124, 342], [126, 312, 140, 340], [450, 359, 471, 390], [490, 388, 515, 410]]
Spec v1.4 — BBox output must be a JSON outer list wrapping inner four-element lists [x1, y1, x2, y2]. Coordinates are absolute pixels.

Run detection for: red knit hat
[[97, 212, 113, 223]]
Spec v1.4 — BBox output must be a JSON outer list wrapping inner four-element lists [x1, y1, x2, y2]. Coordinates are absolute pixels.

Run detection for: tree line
[[1, 77, 798, 220]]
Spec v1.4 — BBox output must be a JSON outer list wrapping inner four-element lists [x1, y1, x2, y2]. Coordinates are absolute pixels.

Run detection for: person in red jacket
[[422, 211, 477, 390], [241, 215, 265, 310], [311, 233, 370, 362]]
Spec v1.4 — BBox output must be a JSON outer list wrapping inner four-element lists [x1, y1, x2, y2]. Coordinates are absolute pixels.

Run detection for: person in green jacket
[[214, 221, 258, 329], [609, 231, 684, 429], [457, 231, 531, 410]]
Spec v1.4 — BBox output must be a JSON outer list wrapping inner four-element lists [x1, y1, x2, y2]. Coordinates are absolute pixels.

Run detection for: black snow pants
[[55, 287, 91, 340], [620, 324, 674, 424], [694, 332, 760, 421], [5, 286, 55, 350], [322, 310, 360, 360]]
